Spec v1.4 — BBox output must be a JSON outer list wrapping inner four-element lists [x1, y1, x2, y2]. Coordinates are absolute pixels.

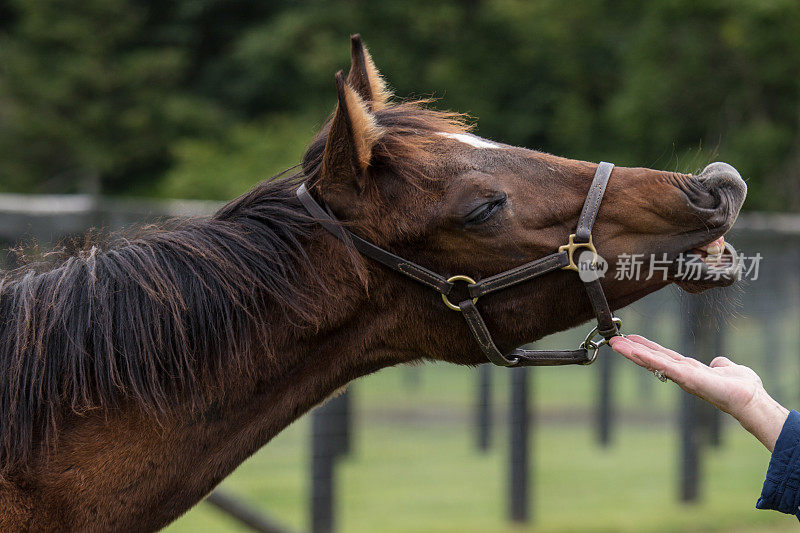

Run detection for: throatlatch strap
[[575, 162, 614, 243], [297, 184, 454, 295], [458, 300, 593, 366]]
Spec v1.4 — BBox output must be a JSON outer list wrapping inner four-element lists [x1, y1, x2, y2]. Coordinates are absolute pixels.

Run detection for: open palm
[[609, 334, 762, 418], [609, 334, 789, 452]]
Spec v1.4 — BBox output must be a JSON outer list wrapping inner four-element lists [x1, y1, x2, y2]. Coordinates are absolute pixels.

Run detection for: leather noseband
[[296, 162, 621, 367]]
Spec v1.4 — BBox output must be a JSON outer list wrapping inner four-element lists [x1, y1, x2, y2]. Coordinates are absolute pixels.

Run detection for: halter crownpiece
[[296, 161, 622, 367]]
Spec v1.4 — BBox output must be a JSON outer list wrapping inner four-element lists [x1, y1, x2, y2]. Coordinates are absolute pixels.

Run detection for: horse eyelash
[[465, 196, 507, 227]]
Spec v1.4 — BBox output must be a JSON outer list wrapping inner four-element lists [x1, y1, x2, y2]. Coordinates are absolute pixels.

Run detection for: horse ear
[[346, 34, 392, 111], [317, 70, 384, 209]]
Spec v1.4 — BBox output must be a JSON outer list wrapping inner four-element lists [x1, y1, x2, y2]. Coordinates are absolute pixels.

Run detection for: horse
[[0, 35, 746, 531]]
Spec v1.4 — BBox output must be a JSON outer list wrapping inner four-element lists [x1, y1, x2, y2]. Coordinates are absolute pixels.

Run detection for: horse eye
[[465, 195, 507, 226]]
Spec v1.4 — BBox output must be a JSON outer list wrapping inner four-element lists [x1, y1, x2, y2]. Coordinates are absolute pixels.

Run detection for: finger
[[609, 337, 653, 368], [611, 336, 674, 366], [608, 336, 627, 349], [625, 334, 687, 362], [624, 334, 710, 371], [614, 338, 727, 402], [611, 337, 679, 373], [609, 336, 645, 359], [710, 356, 734, 368], [624, 342, 697, 381]]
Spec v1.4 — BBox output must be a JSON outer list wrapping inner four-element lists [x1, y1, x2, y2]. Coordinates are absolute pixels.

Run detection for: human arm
[[609, 334, 787, 451], [609, 334, 800, 519]]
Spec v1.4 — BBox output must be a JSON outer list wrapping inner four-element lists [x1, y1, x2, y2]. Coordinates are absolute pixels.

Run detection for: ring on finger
[[653, 369, 668, 383]]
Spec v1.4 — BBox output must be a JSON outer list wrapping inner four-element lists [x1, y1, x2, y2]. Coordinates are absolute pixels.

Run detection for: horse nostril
[[695, 162, 747, 212]]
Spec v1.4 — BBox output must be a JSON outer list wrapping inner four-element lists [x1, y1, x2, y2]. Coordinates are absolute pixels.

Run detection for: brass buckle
[[558, 234, 597, 272], [441, 275, 478, 312]]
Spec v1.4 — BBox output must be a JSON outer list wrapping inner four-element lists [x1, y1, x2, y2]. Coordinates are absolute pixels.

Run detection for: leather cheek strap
[[575, 161, 613, 244], [583, 278, 618, 341], [577, 162, 619, 341], [297, 184, 454, 295], [468, 251, 569, 299]]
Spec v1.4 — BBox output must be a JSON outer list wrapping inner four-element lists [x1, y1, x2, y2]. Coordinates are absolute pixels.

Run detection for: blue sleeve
[[756, 409, 800, 521]]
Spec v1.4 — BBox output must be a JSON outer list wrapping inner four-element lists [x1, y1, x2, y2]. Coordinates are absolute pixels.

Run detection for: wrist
[[736, 388, 789, 452]]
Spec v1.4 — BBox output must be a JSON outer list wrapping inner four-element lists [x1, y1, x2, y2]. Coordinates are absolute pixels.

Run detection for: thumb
[[710, 356, 734, 368]]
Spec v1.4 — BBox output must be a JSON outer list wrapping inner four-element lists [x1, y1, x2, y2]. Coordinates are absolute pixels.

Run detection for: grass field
[[164, 292, 800, 532]]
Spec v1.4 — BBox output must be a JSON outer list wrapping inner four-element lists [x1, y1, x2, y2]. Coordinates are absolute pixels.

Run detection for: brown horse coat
[[0, 35, 745, 531]]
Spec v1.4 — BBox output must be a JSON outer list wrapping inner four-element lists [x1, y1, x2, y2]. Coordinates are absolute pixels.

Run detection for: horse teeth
[[697, 236, 725, 256]]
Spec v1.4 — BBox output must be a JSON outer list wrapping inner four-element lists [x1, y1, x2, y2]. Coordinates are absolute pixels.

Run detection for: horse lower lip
[[674, 241, 740, 283]]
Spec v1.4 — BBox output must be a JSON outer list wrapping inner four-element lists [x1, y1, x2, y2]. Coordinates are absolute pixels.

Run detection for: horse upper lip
[[693, 162, 747, 216]]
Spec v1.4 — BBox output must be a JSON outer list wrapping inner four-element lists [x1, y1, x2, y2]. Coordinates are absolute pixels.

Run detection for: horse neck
[[19, 348, 398, 531], [167, 222, 402, 440], [11, 225, 408, 531]]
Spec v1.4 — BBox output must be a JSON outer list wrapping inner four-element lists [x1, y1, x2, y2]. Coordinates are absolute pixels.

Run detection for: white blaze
[[437, 132, 501, 149]]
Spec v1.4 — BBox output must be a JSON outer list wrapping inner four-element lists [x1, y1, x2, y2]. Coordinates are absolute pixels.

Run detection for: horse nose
[[696, 162, 747, 213]]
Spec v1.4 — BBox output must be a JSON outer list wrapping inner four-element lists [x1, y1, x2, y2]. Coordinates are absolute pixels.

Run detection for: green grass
[[164, 376, 795, 532], [165, 293, 800, 532]]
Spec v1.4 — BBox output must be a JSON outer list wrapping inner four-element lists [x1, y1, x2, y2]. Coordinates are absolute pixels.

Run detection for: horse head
[[302, 35, 746, 365]]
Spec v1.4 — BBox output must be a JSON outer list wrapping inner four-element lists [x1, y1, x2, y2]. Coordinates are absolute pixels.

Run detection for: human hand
[[609, 334, 789, 452]]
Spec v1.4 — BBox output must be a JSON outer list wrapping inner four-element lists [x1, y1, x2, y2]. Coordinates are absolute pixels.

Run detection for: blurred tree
[[1, 0, 800, 209], [0, 0, 222, 194], [608, 0, 800, 210], [159, 114, 316, 200]]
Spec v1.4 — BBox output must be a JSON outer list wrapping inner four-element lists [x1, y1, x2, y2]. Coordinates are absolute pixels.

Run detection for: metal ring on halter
[[579, 316, 623, 362], [441, 275, 478, 311]]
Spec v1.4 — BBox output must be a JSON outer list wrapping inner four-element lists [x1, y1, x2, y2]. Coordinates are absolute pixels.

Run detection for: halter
[[296, 162, 622, 367]]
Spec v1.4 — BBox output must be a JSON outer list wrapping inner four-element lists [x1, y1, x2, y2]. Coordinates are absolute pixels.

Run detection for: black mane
[[0, 100, 469, 472], [0, 173, 318, 471]]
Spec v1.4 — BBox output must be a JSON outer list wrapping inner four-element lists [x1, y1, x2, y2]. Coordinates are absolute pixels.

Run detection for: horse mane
[[0, 100, 470, 472]]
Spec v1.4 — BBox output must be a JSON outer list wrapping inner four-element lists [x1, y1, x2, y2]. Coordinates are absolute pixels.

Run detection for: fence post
[[329, 389, 352, 457], [679, 295, 702, 502], [403, 367, 422, 390], [596, 345, 614, 447], [693, 290, 727, 448], [635, 294, 666, 402], [679, 385, 702, 502], [708, 318, 726, 447], [311, 391, 351, 533], [476, 365, 492, 451], [508, 366, 531, 522]]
